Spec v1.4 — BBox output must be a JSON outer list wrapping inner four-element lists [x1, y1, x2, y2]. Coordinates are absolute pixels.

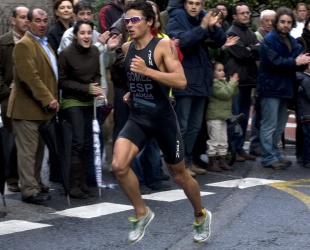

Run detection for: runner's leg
[[112, 138, 148, 219]]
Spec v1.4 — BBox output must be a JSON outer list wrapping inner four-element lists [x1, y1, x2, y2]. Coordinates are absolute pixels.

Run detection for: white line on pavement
[[0, 220, 52, 236], [52, 202, 133, 218]]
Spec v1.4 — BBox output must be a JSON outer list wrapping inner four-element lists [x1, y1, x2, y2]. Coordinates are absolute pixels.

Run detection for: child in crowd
[[296, 63, 310, 168], [206, 62, 239, 171]]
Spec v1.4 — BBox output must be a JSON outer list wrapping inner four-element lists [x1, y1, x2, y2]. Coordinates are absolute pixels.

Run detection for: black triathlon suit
[[118, 37, 184, 165]]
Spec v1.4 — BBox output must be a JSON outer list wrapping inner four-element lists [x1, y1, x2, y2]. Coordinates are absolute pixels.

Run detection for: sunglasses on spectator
[[124, 16, 146, 24]]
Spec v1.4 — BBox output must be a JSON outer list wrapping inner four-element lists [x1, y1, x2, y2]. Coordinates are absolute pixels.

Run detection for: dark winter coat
[[167, 10, 226, 97], [47, 20, 73, 56], [225, 21, 260, 87], [257, 30, 303, 99], [0, 31, 14, 102], [296, 72, 310, 121]]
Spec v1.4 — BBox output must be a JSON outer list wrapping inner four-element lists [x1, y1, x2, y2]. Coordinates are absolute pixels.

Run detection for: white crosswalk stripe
[[142, 189, 214, 202], [0, 177, 285, 236], [52, 202, 133, 219], [0, 220, 51, 236], [205, 178, 284, 189]]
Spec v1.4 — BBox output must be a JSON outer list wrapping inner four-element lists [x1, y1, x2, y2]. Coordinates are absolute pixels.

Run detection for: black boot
[[69, 156, 87, 199], [80, 152, 94, 197]]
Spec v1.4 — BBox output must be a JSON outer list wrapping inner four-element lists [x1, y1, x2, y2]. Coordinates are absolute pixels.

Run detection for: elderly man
[[0, 6, 29, 193], [249, 9, 276, 157], [7, 8, 59, 204]]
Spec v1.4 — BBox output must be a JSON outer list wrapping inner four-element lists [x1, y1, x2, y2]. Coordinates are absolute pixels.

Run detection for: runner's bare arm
[[129, 39, 186, 90]]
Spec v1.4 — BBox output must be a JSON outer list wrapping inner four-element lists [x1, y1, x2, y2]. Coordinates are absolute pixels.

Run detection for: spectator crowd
[[1, 0, 310, 207]]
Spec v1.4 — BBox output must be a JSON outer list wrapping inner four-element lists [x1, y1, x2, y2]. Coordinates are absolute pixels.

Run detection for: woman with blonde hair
[[291, 2, 309, 38]]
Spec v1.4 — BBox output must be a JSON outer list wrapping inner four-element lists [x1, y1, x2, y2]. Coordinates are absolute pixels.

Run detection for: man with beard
[[257, 7, 310, 170]]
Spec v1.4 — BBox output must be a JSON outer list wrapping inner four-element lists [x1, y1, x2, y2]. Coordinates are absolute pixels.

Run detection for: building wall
[[0, 0, 54, 35]]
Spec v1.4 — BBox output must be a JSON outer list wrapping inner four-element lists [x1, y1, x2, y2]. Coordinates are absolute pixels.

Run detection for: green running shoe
[[193, 210, 212, 242], [128, 206, 155, 243]]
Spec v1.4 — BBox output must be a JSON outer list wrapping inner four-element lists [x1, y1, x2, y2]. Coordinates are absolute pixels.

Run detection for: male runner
[[111, 0, 212, 243]]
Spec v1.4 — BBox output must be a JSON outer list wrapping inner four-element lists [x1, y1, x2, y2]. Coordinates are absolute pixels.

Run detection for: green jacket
[[206, 78, 239, 121], [0, 31, 14, 102]]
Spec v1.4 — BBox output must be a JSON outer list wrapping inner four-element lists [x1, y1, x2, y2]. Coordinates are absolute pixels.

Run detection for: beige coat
[[7, 32, 57, 120]]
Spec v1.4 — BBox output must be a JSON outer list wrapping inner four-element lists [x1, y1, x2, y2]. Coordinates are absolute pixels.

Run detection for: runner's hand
[[130, 56, 149, 76], [123, 92, 131, 106]]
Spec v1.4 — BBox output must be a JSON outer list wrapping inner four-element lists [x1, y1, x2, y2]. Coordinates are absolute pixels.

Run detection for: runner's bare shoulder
[[122, 41, 132, 55], [157, 38, 178, 59]]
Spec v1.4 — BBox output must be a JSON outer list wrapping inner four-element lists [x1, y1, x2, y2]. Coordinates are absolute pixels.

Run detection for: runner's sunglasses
[[124, 16, 146, 24]]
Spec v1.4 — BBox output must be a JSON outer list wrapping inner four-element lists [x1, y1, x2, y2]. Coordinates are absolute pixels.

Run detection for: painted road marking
[[206, 178, 284, 189], [0, 220, 51, 236], [268, 179, 310, 209], [52, 202, 133, 218], [142, 189, 214, 202]]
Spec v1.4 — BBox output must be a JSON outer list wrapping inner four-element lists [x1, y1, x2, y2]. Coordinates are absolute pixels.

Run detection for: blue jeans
[[302, 122, 310, 164], [232, 87, 252, 154], [130, 139, 162, 188], [174, 96, 205, 166], [260, 97, 288, 166]]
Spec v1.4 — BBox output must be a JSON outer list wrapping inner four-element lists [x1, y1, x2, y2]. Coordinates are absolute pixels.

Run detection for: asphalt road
[[1, 145, 310, 250]]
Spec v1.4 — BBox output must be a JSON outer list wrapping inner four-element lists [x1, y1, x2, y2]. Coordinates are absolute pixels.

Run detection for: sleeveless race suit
[[118, 37, 184, 164]]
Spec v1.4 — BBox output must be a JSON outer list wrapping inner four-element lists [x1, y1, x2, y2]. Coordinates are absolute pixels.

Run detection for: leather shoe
[[70, 186, 88, 199], [186, 168, 196, 177], [80, 185, 95, 197], [280, 159, 292, 167], [236, 154, 245, 162], [22, 193, 51, 205], [264, 161, 288, 170], [239, 152, 256, 161], [8, 183, 21, 192], [189, 165, 207, 175], [39, 182, 50, 193]]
